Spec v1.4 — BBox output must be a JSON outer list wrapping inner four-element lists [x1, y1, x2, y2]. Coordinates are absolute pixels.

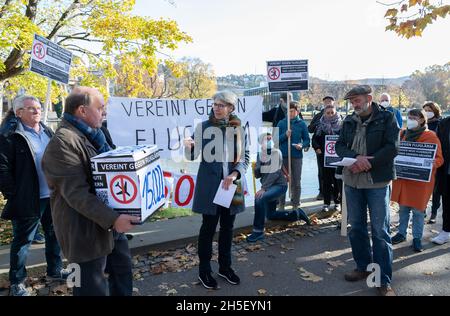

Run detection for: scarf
[[404, 126, 426, 142], [209, 110, 244, 206], [317, 113, 342, 135], [63, 113, 112, 154]]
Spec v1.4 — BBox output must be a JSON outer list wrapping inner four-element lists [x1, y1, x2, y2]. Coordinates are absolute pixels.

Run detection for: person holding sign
[[390, 109, 443, 252], [42, 87, 139, 296], [312, 104, 343, 213], [247, 133, 310, 243], [308, 96, 336, 201], [276, 101, 310, 211], [184, 91, 249, 290], [335, 85, 399, 296]]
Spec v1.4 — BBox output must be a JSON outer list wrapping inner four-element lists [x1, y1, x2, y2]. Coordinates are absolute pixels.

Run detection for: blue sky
[[134, 0, 450, 80]]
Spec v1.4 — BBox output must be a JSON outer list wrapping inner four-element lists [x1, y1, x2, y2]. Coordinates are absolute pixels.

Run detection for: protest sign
[[394, 141, 437, 182]]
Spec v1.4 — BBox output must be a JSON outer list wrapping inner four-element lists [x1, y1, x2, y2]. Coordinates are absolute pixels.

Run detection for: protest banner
[[324, 135, 340, 168], [107, 96, 263, 160], [394, 141, 437, 182]]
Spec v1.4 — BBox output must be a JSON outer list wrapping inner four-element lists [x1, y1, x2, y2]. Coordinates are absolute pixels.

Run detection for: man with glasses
[[0, 95, 66, 296]]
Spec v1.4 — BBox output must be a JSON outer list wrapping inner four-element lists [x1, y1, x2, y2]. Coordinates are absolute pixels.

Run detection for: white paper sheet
[[213, 180, 237, 208], [330, 157, 357, 167]]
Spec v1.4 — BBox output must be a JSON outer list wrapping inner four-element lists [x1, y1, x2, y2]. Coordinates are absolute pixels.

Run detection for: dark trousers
[[431, 183, 442, 216], [323, 167, 342, 206], [442, 176, 450, 232], [9, 198, 62, 284], [198, 206, 236, 274], [73, 233, 132, 296], [316, 153, 324, 194]]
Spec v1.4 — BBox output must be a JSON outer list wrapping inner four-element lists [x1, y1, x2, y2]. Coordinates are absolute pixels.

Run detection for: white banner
[[107, 96, 263, 159]]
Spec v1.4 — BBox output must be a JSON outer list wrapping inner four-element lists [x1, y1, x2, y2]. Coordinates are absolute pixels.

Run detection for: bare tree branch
[[0, 0, 13, 19], [47, 0, 81, 40]]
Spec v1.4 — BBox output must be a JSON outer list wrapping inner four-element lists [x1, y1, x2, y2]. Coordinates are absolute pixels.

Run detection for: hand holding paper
[[330, 157, 357, 167], [213, 180, 237, 208]]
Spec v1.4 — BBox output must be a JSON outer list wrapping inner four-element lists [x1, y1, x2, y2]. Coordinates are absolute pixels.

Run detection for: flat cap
[[322, 96, 335, 101], [343, 85, 372, 100]]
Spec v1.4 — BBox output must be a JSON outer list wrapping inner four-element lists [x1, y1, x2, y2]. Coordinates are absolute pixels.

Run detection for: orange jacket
[[391, 129, 444, 211]]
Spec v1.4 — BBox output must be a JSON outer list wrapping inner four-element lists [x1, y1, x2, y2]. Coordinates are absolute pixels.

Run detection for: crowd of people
[[0, 85, 449, 296]]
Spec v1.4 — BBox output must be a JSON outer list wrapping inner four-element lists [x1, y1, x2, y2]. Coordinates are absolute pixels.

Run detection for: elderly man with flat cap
[[335, 85, 399, 296]]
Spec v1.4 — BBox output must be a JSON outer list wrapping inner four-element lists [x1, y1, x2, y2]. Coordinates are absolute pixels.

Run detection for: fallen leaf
[[297, 267, 323, 282], [423, 272, 435, 276], [431, 230, 440, 234], [257, 289, 267, 295], [252, 270, 265, 277], [179, 284, 189, 288], [158, 283, 169, 290], [327, 260, 345, 268], [166, 289, 178, 295], [133, 287, 139, 292], [237, 257, 249, 262]]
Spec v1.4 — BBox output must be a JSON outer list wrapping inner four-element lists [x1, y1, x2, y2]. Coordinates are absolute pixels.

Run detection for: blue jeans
[[398, 206, 425, 239], [9, 198, 62, 284], [345, 185, 393, 286], [253, 185, 290, 232]]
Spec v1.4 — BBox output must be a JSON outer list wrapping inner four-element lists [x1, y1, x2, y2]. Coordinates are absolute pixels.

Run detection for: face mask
[[380, 101, 390, 109], [266, 140, 274, 150], [407, 119, 419, 130], [426, 112, 435, 119]]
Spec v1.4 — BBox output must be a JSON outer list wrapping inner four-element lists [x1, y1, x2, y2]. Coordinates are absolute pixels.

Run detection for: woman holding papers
[[391, 109, 443, 252], [247, 133, 310, 243], [183, 91, 249, 290], [312, 105, 343, 213]]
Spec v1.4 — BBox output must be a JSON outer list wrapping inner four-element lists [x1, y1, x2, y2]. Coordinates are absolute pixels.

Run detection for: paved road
[[134, 214, 450, 296]]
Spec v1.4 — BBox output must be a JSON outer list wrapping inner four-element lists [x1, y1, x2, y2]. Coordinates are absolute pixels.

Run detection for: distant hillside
[[217, 74, 410, 90]]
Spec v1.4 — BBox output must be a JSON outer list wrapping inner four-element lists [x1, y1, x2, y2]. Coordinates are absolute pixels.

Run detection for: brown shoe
[[377, 285, 396, 296], [344, 269, 371, 282]]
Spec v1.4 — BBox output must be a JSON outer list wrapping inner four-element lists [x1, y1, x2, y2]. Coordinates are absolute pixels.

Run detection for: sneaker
[[334, 204, 341, 212], [377, 285, 396, 296], [391, 233, 406, 244], [322, 205, 330, 212], [296, 208, 311, 225], [9, 283, 30, 296], [198, 272, 218, 289], [246, 231, 265, 243], [412, 238, 423, 252], [47, 268, 71, 281], [344, 269, 371, 282], [427, 214, 437, 224], [316, 193, 324, 200], [218, 268, 240, 285], [431, 231, 450, 245], [32, 232, 45, 244]]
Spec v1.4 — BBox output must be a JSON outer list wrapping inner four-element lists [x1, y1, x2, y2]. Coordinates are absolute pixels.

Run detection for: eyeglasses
[[21, 106, 42, 113], [213, 102, 230, 109]]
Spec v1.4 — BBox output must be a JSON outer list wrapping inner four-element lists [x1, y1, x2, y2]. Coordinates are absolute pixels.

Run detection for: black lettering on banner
[[167, 127, 181, 151], [134, 151, 160, 170], [155, 100, 164, 117], [194, 99, 204, 115], [146, 100, 154, 116], [237, 98, 246, 113], [135, 101, 144, 117], [136, 130, 146, 145], [121, 102, 132, 116]]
